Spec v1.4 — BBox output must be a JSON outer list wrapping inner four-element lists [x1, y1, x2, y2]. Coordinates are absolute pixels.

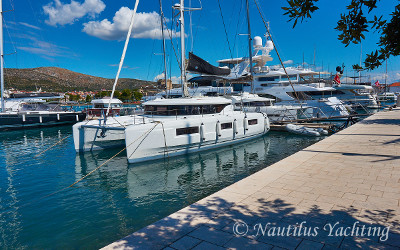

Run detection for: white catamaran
[[73, 0, 270, 164]]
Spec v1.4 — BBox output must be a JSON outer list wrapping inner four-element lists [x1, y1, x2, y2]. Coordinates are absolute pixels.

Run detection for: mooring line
[[25, 122, 160, 208], [35, 119, 93, 158], [34, 135, 72, 158]]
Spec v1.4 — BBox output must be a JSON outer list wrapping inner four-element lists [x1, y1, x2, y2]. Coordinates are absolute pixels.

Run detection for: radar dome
[[253, 36, 262, 48], [266, 40, 274, 50]]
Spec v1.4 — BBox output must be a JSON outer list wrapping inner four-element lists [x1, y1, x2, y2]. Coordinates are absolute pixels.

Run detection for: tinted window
[[145, 104, 227, 116], [176, 126, 199, 136], [258, 76, 280, 82], [221, 122, 232, 129], [248, 119, 258, 125]]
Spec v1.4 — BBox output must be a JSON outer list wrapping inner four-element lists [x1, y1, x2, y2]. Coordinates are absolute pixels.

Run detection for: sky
[[2, 0, 400, 86]]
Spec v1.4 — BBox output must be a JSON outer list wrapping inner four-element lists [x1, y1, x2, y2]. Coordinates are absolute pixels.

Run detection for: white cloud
[[108, 64, 138, 71], [154, 73, 165, 82], [19, 22, 42, 30], [283, 60, 293, 65], [83, 7, 180, 40], [18, 36, 76, 60], [43, 0, 105, 26], [153, 73, 194, 85]]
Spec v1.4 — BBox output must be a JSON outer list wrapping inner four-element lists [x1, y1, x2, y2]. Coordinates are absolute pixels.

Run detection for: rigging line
[[165, 15, 182, 72], [146, 34, 157, 82], [189, 0, 193, 51], [159, 0, 168, 96], [3, 19, 16, 54], [253, 0, 302, 107], [227, 0, 238, 31], [192, 3, 203, 49], [232, 0, 243, 56], [217, 0, 233, 59], [26, 0, 59, 67]]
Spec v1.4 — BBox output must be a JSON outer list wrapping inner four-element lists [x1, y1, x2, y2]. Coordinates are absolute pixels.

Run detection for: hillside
[[4, 67, 156, 92]]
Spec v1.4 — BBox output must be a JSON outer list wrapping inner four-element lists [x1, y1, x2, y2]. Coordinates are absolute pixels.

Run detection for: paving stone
[[191, 241, 226, 250], [224, 236, 273, 249], [296, 239, 324, 250], [256, 234, 302, 250], [189, 225, 234, 246], [103, 109, 400, 249], [170, 236, 201, 250]]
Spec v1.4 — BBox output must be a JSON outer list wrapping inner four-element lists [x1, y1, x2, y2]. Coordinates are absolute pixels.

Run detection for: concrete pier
[[104, 109, 400, 249]]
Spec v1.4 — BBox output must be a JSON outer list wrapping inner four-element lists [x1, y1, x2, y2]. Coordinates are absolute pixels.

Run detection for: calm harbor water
[[0, 125, 324, 249]]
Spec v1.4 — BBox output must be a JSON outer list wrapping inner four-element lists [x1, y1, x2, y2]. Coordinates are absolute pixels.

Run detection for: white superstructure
[[73, 0, 270, 164]]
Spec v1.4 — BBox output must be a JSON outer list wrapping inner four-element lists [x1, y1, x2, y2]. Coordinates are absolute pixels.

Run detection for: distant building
[[157, 79, 173, 90], [389, 82, 400, 93]]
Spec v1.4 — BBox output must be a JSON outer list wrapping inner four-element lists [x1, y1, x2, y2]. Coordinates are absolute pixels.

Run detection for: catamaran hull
[[73, 115, 145, 152], [0, 112, 86, 131], [125, 113, 270, 164]]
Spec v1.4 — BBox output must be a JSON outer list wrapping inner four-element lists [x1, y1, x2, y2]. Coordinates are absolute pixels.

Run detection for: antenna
[[0, 0, 5, 112], [159, 0, 168, 98], [245, 0, 254, 93]]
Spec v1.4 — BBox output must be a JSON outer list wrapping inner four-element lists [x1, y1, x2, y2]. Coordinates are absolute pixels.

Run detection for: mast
[[178, 0, 189, 97], [359, 42, 362, 81], [245, 0, 253, 93], [0, 0, 5, 112], [159, 0, 168, 98], [106, 0, 139, 117], [385, 59, 387, 92]]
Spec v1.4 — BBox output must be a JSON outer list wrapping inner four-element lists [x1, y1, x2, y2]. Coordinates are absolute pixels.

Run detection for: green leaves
[[281, 0, 320, 28], [352, 64, 364, 72], [335, 0, 369, 47], [282, 0, 400, 71]]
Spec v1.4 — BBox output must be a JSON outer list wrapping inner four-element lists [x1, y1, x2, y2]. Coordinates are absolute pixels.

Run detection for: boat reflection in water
[[73, 132, 322, 248], [75, 134, 270, 201]]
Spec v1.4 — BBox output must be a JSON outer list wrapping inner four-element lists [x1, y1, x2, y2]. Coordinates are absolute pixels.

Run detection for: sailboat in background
[[73, 0, 270, 164], [0, 0, 86, 130]]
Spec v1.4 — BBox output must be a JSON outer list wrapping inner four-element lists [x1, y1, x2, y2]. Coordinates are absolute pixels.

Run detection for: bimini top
[[334, 84, 373, 90], [91, 98, 123, 104], [143, 96, 232, 106], [231, 93, 274, 103]]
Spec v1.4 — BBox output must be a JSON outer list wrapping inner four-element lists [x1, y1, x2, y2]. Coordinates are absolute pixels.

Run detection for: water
[[0, 126, 323, 249]]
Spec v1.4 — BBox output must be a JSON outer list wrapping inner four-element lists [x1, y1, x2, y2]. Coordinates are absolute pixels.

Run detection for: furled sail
[[187, 52, 231, 76]]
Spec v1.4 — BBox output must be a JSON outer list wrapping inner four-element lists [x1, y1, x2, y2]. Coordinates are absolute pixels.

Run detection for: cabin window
[[258, 76, 280, 82], [176, 126, 199, 136], [221, 122, 232, 130], [248, 119, 258, 125], [281, 75, 297, 81], [94, 104, 105, 108], [145, 104, 228, 116]]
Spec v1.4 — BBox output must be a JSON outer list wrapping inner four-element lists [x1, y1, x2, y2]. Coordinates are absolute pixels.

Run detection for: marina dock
[[104, 109, 400, 249]]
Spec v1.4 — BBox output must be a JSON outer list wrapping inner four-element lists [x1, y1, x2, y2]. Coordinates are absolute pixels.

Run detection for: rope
[[21, 147, 127, 208], [217, 0, 233, 59], [34, 117, 94, 157], [34, 135, 72, 158], [253, 0, 302, 108], [232, 0, 244, 56], [160, 122, 169, 159], [25, 122, 161, 208], [166, 15, 182, 72], [127, 122, 160, 159]]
